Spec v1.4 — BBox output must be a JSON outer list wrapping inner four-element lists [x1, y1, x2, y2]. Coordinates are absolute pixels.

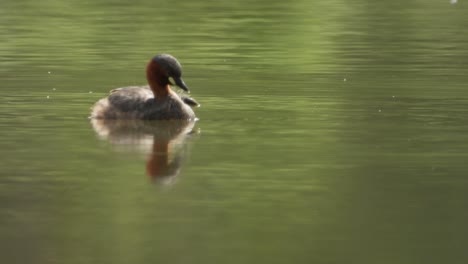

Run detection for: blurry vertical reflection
[[91, 119, 198, 184]]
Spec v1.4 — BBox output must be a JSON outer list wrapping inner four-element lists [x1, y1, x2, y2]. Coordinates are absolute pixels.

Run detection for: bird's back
[[90, 86, 196, 120]]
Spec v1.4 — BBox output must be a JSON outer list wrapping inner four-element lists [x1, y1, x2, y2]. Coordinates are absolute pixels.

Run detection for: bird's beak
[[174, 77, 190, 93]]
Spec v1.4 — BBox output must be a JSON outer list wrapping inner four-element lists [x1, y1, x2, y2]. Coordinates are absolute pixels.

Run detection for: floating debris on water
[[343, 78, 347, 82], [450, 0, 457, 4], [378, 109, 382, 112], [48, 71, 51, 74], [52, 88, 56, 91], [89, 91, 93, 93], [46, 95, 50, 99]]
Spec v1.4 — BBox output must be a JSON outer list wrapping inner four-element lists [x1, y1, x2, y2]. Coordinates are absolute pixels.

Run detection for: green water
[[1, 0, 468, 263]]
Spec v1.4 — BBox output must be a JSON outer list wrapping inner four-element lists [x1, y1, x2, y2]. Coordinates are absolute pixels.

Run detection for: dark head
[[146, 54, 189, 94]]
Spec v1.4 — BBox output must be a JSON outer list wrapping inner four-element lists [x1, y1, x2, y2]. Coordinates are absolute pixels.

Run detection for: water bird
[[91, 54, 199, 120]]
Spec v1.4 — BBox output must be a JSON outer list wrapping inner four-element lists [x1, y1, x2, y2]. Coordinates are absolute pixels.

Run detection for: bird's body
[[90, 54, 199, 120]]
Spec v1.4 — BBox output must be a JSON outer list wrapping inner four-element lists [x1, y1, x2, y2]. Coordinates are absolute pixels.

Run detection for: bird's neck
[[146, 60, 170, 97], [148, 81, 170, 98]]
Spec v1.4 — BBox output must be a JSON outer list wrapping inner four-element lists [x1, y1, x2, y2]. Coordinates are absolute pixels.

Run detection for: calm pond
[[1, 1, 468, 263]]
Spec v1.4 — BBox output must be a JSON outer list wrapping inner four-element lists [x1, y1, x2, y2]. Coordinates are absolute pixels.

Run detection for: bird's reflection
[[91, 118, 198, 185]]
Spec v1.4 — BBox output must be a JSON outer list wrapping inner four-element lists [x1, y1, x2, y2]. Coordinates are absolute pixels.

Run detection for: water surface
[[1, 1, 468, 263]]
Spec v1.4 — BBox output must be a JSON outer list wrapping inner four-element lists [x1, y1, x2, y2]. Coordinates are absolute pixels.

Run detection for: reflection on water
[[91, 119, 198, 184], [2, 0, 468, 263]]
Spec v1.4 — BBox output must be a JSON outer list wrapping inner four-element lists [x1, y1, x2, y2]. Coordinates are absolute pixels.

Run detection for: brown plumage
[[90, 54, 199, 120]]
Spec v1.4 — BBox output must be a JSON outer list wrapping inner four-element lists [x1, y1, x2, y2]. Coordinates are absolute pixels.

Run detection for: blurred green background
[[1, 0, 468, 263]]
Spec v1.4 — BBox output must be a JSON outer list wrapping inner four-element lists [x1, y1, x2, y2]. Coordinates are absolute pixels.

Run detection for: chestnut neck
[[146, 60, 170, 97]]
